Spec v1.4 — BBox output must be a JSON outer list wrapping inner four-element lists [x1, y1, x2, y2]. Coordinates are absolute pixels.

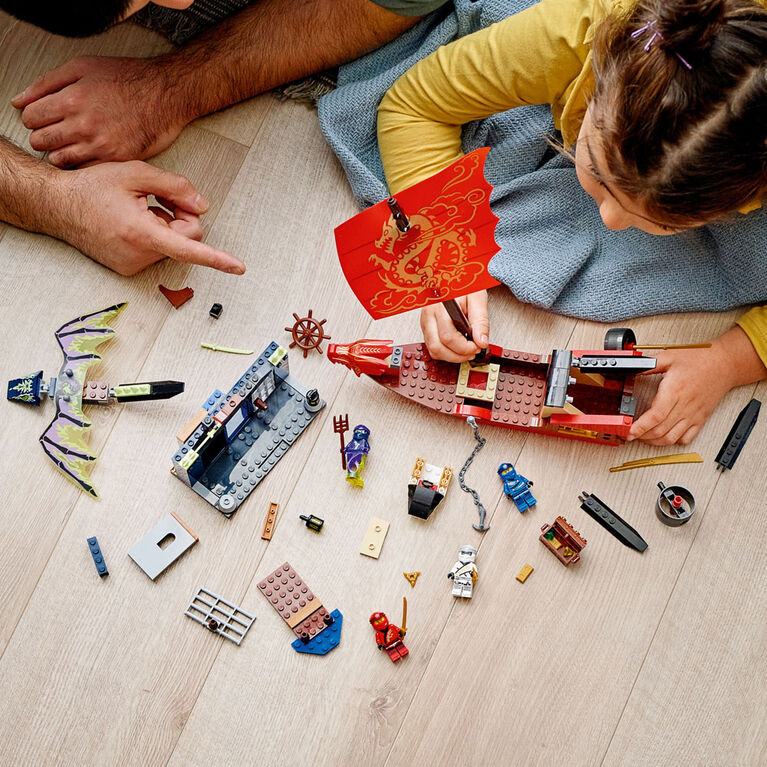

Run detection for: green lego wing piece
[[39, 303, 126, 497]]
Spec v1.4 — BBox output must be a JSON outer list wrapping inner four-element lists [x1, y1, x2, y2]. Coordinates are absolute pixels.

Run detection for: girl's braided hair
[[591, 0, 767, 226]]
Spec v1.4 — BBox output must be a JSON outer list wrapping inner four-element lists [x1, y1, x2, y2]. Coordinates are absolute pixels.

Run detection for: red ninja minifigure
[[369, 611, 408, 662]]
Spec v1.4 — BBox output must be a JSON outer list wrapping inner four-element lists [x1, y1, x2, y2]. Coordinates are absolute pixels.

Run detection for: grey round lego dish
[[656, 482, 695, 526]]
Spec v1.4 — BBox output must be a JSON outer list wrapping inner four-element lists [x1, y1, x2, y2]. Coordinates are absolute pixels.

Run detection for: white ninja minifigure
[[447, 545, 479, 599]]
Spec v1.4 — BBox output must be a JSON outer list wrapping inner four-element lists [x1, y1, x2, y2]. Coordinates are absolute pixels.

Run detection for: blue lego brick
[[87, 536, 108, 577], [291, 609, 343, 655], [202, 389, 225, 413], [7, 370, 43, 406]]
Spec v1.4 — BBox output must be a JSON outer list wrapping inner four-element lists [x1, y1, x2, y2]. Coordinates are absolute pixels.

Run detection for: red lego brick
[[257, 562, 332, 642], [213, 393, 246, 424]]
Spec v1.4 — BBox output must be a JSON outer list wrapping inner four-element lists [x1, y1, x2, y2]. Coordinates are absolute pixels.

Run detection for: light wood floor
[[1, 13, 765, 767]]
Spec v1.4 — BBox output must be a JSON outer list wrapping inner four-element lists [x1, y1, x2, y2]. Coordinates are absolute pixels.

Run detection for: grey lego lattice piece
[[128, 513, 198, 580], [184, 587, 255, 645]]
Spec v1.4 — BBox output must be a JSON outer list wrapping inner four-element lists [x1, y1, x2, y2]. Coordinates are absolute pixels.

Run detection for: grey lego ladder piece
[[184, 587, 255, 645]]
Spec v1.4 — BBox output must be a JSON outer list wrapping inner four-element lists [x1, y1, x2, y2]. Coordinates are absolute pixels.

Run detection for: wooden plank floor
[[1, 15, 765, 767]]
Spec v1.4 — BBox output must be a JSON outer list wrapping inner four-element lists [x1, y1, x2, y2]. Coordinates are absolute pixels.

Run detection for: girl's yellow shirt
[[377, 0, 767, 361]]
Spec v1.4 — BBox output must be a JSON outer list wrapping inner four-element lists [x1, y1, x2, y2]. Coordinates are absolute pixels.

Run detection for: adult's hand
[[53, 161, 245, 276], [420, 290, 489, 362], [628, 327, 766, 446], [13, 57, 185, 167]]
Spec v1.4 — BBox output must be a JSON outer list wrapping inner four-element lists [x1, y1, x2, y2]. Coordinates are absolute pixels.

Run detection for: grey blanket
[[317, 0, 767, 321]]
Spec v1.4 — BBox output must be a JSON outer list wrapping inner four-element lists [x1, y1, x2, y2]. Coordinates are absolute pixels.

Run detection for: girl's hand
[[420, 290, 489, 362], [628, 326, 767, 446]]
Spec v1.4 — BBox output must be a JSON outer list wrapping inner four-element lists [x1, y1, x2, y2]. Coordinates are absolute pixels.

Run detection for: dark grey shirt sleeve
[[370, 0, 451, 16]]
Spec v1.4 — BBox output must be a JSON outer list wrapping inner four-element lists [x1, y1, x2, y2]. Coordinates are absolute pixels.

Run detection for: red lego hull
[[328, 340, 647, 445]]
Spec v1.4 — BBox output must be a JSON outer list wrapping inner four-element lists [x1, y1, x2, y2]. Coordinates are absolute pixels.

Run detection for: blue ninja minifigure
[[497, 463, 536, 512], [344, 424, 371, 487]]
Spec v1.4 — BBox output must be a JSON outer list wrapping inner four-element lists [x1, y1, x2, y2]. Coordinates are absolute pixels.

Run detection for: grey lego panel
[[184, 587, 255, 645], [170, 343, 325, 517], [128, 513, 198, 580]]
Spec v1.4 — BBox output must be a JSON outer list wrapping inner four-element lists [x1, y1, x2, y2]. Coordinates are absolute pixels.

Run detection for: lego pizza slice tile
[[403, 571, 421, 588], [184, 587, 255, 645], [128, 512, 198, 580], [360, 517, 390, 559]]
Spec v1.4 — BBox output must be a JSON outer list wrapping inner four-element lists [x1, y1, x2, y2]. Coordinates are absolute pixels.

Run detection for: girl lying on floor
[[375, 0, 767, 445]]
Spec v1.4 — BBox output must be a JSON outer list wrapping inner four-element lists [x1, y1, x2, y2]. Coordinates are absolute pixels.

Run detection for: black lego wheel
[[604, 328, 637, 351]]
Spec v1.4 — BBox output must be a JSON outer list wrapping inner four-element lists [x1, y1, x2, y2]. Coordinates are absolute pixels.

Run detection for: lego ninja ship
[[327, 328, 656, 445]]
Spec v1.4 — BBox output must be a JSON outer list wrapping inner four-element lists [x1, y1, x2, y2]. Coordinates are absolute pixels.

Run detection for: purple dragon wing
[[39, 303, 126, 497]]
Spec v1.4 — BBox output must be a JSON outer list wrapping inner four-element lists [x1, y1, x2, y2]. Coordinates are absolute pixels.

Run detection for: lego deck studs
[[448, 545, 478, 598], [715, 398, 760, 471], [184, 587, 255, 645], [6, 304, 184, 498], [609, 452, 703, 472], [171, 342, 325, 516], [86, 537, 108, 577], [257, 562, 342, 655], [300, 514, 324, 532], [370, 598, 408, 662], [284, 310, 331, 358], [498, 463, 536, 512], [261, 502, 279, 541], [459, 417, 489, 532], [578, 492, 648, 552], [516, 564, 534, 583], [403, 571, 421, 588], [656, 482, 696, 526], [540, 517, 586, 566], [408, 458, 452, 519], [158, 284, 194, 308], [128, 512, 198, 580], [360, 517, 389, 559], [344, 424, 370, 487], [327, 328, 658, 445]]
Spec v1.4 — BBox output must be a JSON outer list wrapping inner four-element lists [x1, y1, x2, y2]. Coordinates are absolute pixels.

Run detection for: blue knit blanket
[[318, 0, 767, 321]]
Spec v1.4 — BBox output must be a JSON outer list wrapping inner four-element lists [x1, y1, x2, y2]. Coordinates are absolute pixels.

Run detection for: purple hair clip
[[631, 20, 693, 70]]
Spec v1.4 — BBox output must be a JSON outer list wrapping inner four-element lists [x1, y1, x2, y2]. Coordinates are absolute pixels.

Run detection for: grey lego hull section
[[171, 343, 325, 516], [197, 383, 324, 516]]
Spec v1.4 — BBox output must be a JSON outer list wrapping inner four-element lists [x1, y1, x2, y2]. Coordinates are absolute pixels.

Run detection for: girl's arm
[[377, 0, 595, 194]]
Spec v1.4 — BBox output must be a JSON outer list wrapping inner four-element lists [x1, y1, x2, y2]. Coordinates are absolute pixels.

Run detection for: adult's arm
[[13, 0, 425, 167], [377, 0, 595, 193], [0, 136, 244, 275]]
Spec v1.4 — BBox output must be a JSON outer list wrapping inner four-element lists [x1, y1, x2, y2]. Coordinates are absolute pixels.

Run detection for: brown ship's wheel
[[284, 310, 331, 358]]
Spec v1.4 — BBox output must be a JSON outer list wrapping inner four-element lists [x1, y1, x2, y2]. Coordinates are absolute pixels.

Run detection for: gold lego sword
[[401, 596, 408, 635]]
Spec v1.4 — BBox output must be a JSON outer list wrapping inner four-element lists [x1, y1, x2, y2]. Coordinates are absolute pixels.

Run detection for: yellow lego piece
[[179, 450, 199, 470], [268, 346, 288, 366], [551, 538, 562, 550], [562, 547, 575, 557], [516, 564, 534, 583], [113, 383, 151, 397], [360, 517, 389, 559], [456, 362, 500, 402], [403, 571, 421, 588]]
